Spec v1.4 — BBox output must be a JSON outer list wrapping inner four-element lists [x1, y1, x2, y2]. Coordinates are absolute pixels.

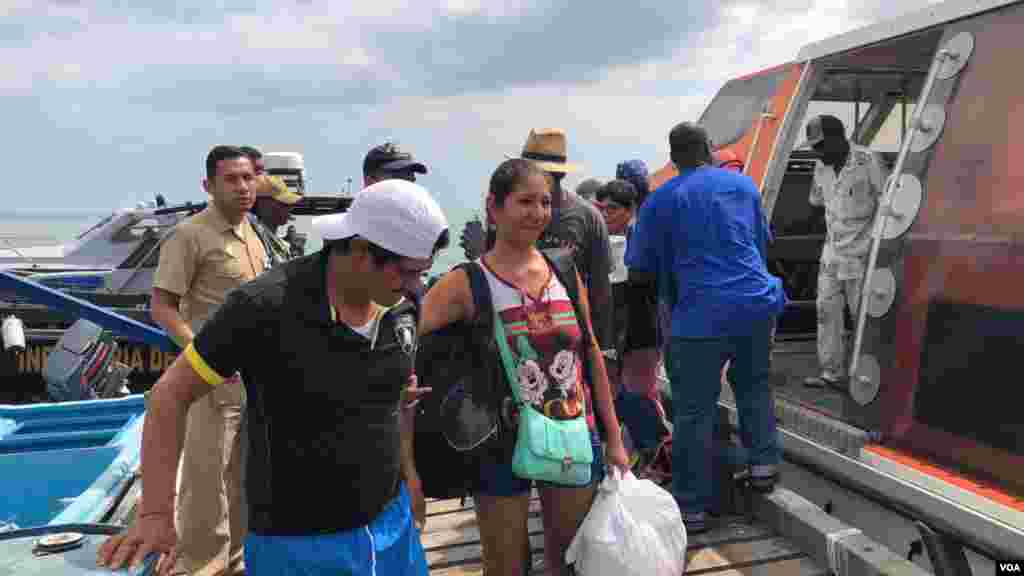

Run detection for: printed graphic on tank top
[[478, 259, 596, 431]]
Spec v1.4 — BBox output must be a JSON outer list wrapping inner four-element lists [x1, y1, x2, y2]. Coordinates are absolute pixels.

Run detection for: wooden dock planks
[[422, 494, 827, 575]]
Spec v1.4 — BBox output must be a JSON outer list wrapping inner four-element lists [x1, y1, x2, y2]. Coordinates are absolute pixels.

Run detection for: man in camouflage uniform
[[802, 115, 888, 388], [249, 174, 302, 267]]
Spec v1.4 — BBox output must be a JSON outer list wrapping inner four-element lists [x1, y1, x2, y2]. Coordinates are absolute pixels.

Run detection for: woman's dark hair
[[488, 158, 551, 207], [595, 179, 638, 210]]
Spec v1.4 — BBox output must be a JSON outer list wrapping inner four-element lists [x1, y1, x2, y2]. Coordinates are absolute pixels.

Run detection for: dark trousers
[[667, 319, 780, 515]]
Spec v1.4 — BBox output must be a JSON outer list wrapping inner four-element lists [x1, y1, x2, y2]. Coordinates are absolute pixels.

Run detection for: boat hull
[[0, 395, 145, 530], [1, 302, 167, 403]]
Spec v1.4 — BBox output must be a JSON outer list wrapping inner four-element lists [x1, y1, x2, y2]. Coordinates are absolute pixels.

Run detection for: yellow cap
[[254, 175, 302, 205]]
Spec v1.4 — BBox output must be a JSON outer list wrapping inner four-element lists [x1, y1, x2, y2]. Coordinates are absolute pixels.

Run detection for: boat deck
[[422, 492, 827, 575], [770, 337, 850, 419]]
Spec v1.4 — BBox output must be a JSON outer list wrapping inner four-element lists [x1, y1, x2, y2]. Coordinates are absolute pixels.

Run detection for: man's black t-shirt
[[536, 190, 613, 348], [183, 250, 416, 535]]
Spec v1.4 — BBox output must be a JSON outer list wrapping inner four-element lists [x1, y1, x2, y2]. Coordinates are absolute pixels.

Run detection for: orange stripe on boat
[[863, 444, 1024, 512]]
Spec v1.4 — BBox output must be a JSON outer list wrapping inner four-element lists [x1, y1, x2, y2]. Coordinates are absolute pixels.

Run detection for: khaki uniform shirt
[[153, 205, 267, 332], [810, 145, 888, 279]]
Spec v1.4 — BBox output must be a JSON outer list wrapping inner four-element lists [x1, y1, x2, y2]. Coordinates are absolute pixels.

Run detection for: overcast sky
[[3, 0, 941, 222]]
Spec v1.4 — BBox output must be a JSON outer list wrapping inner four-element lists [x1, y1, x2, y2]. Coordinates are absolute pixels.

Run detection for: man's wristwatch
[[601, 349, 618, 361]]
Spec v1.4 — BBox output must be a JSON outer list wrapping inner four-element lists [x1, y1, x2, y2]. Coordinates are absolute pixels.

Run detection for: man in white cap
[[98, 179, 450, 576]]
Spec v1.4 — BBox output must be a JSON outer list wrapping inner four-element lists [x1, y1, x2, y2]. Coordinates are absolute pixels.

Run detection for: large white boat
[[0, 152, 351, 403], [638, 0, 1024, 571]]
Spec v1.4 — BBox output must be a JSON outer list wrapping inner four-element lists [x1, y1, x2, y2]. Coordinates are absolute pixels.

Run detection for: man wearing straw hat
[[520, 128, 614, 356]]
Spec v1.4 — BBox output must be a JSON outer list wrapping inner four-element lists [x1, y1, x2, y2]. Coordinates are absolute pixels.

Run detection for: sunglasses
[[596, 199, 629, 212], [382, 170, 417, 182]]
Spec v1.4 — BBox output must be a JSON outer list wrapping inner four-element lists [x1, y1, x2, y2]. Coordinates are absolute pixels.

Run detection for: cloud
[[1, 1, 718, 100], [0, 0, 945, 228]]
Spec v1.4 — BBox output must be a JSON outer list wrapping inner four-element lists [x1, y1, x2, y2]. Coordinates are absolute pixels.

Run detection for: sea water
[[0, 206, 476, 276]]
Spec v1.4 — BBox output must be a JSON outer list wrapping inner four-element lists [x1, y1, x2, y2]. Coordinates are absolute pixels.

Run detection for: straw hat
[[519, 128, 582, 173]]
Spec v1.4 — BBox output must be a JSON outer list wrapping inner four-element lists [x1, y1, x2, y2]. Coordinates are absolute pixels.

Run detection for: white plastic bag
[[565, 468, 687, 576]]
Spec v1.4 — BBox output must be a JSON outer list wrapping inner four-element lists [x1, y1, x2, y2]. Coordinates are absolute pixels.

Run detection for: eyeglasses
[[596, 200, 628, 213]]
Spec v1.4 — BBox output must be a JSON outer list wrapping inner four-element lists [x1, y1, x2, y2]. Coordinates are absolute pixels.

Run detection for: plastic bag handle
[[601, 466, 636, 493]]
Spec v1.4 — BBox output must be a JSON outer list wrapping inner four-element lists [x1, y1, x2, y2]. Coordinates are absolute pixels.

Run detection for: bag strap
[[492, 309, 523, 404], [451, 261, 510, 411], [458, 261, 493, 332]]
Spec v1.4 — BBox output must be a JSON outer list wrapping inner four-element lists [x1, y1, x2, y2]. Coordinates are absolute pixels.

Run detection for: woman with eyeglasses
[[419, 158, 630, 575]]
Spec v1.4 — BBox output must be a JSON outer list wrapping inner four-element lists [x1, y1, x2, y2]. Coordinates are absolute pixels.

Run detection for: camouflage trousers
[[816, 259, 865, 380]]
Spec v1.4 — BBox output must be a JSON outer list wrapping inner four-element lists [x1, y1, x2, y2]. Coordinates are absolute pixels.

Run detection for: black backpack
[[414, 250, 594, 500]]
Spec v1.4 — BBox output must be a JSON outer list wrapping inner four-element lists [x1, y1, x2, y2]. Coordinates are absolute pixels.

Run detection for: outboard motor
[[43, 319, 132, 402]]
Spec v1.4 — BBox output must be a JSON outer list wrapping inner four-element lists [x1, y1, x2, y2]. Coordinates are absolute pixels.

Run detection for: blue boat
[[0, 523, 152, 575], [0, 394, 145, 529], [0, 395, 152, 575], [0, 271, 172, 574]]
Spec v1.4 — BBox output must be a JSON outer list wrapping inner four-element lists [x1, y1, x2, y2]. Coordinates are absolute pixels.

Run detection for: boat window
[[75, 214, 115, 240], [868, 96, 915, 153], [796, 98, 871, 144], [698, 65, 792, 148], [110, 218, 161, 244], [116, 232, 161, 270]]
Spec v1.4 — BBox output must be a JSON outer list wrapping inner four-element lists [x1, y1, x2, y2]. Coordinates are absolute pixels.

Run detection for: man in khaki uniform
[[801, 116, 888, 388], [150, 145, 267, 575]]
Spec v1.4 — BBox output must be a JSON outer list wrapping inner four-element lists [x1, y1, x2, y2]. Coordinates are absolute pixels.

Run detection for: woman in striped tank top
[[421, 159, 630, 575]]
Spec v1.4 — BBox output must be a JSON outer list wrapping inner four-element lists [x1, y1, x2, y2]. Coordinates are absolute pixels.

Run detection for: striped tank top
[[478, 258, 596, 431]]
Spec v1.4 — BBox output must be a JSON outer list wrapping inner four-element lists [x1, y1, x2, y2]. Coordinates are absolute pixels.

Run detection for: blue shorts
[[475, 432, 605, 496], [244, 485, 428, 576]]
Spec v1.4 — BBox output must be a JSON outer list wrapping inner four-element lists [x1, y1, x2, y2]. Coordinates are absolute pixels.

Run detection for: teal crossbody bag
[[493, 310, 594, 485]]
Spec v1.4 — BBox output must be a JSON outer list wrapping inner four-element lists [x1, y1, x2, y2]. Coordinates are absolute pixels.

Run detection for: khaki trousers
[[173, 375, 247, 576], [816, 260, 865, 380]]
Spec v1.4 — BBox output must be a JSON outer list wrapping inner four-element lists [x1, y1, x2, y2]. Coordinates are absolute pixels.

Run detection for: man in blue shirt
[[625, 122, 784, 533]]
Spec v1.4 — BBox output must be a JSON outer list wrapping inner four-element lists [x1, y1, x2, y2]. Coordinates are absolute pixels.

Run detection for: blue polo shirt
[[624, 165, 785, 338]]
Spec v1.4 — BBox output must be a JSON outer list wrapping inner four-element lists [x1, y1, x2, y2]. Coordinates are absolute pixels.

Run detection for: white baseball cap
[[312, 179, 448, 260]]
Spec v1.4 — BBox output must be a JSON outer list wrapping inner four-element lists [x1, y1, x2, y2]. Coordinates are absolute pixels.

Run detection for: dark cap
[[802, 115, 845, 148], [363, 142, 428, 176], [615, 159, 650, 197]]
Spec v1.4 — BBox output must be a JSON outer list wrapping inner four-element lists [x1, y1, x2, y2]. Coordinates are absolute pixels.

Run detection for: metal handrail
[[0, 271, 176, 351], [848, 46, 956, 382]]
